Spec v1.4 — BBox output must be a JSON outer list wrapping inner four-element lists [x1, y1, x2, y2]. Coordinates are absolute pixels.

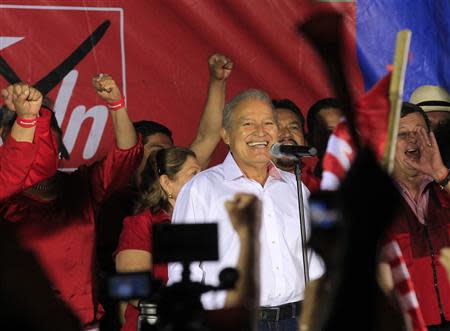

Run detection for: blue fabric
[[258, 317, 298, 331], [356, 0, 450, 99]]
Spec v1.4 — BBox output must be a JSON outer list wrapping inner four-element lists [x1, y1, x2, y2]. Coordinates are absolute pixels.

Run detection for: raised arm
[[190, 54, 233, 169], [2, 83, 41, 142], [92, 74, 137, 149], [0, 84, 59, 200], [224, 193, 261, 330], [88, 74, 143, 204]]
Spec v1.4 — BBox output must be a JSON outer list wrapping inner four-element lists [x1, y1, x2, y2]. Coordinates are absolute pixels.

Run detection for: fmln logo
[[0, 5, 126, 169]]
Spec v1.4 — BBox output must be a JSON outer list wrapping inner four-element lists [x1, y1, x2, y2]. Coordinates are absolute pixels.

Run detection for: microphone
[[270, 143, 317, 159]]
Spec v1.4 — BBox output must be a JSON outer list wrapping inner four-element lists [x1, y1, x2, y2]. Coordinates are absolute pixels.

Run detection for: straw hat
[[410, 85, 450, 113]]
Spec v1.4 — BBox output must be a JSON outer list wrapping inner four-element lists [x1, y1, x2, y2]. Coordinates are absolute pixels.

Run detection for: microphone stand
[[294, 158, 310, 285]]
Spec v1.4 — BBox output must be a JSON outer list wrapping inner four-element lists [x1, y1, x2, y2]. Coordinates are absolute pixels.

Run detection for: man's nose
[[255, 123, 266, 136], [407, 131, 418, 140], [278, 126, 291, 138]]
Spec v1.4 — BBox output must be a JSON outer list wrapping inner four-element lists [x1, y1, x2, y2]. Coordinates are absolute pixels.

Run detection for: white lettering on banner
[[0, 36, 24, 51], [64, 105, 108, 160], [55, 70, 108, 160], [54, 70, 78, 125]]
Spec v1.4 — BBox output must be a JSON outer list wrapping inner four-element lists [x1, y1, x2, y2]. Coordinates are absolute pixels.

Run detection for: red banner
[[0, 1, 362, 168]]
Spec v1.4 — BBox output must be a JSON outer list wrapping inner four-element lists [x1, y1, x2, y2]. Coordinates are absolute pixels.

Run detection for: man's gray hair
[[222, 89, 275, 131]]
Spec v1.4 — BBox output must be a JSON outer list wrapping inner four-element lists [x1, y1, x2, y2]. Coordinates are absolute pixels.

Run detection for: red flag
[[320, 72, 391, 190], [320, 72, 427, 331], [355, 72, 392, 160]]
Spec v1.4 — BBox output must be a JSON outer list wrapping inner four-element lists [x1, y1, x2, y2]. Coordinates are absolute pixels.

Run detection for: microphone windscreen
[[309, 147, 318, 156], [270, 143, 282, 156]]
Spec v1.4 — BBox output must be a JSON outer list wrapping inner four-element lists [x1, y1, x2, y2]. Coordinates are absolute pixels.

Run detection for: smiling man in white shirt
[[168, 89, 324, 331]]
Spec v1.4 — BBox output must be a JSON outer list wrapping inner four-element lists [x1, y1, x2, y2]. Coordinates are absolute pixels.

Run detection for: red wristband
[[107, 97, 125, 111], [16, 116, 37, 128]]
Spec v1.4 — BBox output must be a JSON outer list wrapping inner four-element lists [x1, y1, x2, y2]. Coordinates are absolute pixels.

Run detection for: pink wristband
[[16, 116, 38, 128], [107, 97, 126, 111]]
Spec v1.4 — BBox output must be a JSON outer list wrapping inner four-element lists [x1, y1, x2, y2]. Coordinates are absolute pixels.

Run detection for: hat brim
[[416, 101, 450, 113], [420, 105, 450, 113]]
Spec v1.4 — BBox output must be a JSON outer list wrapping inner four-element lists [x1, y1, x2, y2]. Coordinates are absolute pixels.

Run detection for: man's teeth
[[247, 141, 268, 147], [405, 148, 420, 158]]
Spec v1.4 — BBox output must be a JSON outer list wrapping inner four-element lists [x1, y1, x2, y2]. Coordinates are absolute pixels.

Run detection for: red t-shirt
[[114, 208, 170, 331], [0, 138, 143, 328]]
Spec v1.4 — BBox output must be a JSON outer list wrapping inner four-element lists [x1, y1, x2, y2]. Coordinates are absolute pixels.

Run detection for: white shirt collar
[[222, 152, 286, 182]]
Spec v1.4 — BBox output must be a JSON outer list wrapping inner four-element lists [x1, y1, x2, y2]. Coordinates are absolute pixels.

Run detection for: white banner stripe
[[382, 240, 402, 262], [391, 263, 410, 283], [321, 171, 341, 191], [399, 292, 419, 311], [326, 135, 353, 170]]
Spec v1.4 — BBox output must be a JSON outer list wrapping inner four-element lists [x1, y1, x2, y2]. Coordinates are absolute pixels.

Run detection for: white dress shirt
[[168, 152, 324, 309]]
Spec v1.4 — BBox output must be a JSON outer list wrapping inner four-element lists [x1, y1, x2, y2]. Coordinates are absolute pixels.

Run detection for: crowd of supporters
[[0, 53, 449, 331]]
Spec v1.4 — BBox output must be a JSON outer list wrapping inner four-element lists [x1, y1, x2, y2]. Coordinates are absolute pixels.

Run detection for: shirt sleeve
[[0, 137, 38, 201], [22, 108, 59, 188], [88, 135, 143, 205], [113, 213, 151, 258], [0, 108, 59, 201]]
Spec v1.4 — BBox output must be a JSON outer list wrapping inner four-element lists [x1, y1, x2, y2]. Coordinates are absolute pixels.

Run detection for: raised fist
[[92, 73, 122, 103], [1, 83, 43, 118], [208, 54, 233, 81], [225, 193, 261, 237]]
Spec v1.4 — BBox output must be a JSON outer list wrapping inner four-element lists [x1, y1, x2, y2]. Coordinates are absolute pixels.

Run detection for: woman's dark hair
[[401, 101, 431, 131], [134, 146, 195, 215], [0, 106, 16, 137]]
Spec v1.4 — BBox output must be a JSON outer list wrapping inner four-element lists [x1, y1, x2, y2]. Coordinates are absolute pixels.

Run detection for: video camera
[[107, 223, 238, 331]]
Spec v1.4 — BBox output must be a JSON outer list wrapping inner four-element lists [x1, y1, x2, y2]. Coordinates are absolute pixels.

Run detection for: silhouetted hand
[[225, 193, 261, 238]]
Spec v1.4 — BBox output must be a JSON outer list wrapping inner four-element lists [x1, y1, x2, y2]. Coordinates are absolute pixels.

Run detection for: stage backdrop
[[356, 0, 450, 100], [0, 1, 361, 169]]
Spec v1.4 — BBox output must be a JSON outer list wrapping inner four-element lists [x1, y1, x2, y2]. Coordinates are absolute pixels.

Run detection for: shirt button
[[272, 240, 276, 244], [276, 266, 280, 270]]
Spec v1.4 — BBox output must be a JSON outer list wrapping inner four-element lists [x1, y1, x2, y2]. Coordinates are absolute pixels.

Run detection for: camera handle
[[157, 265, 239, 331]]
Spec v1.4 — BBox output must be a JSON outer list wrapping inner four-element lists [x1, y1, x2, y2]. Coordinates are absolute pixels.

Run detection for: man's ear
[[221, 128, 230, 146]]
